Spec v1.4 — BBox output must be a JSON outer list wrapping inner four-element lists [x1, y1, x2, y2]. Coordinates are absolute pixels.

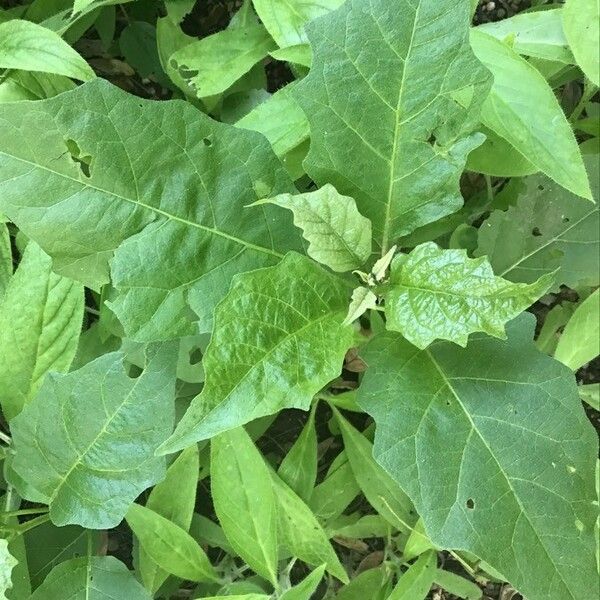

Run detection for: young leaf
[[252, 0, 344, 48], [126, 503, 217, 583], [0, 79, 302, 339], [344, 287, 378, 326], [139, 445, 199, 593], [0, 20, 94, 81], [294, 0, 490, 249], [160, 253, 353, 453], [211, 428, 278, 586], [383, 242, 553, 348], [334, 567, 388, 600], [476, 9, 573, 63], [278, 405, 318, 502], [563, 0, 599, 86], [255, 185, 372, 272], [388, 551, 437, 600], [333, 409, 416, 532], [0, 241, 84, 421], [10, 344, 177, 529], [476, 154, 599, 289], [358, 314, 599, 600], [29, 556, 151, 600], [271, 469, 348, 583], [0, 223, 11, 299], [434, 569, 482, 600], [279, 565, 326, 600], [470, 30, 591, 200], [0, 539, 17, 600], [169, 24, 275, 98], [554, 289, 599, 372]]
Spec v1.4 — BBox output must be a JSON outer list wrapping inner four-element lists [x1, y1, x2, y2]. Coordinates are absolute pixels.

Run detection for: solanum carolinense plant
[[0, 0, 598, 599]]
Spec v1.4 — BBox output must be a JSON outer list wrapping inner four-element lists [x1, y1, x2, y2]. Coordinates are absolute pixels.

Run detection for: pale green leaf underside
[[294, 0, 491, 249], [0, 539, 17, 600], [211, 428, 279, 586], [0, 242, 84, 421], [126, 503, 217, 583], [0, 79, 302, 340], [29, 556, 151, 600], [358, 315, 599, 600], [160, 253, 353, 453], [252, 0, 345, 48], [476, 9, 574, 63], [470, 30, 591, 200], [476, 154, 599, 289], [169, 24, 275, 98], [0, 20, 95, 81], [563, 0, 599, 86], [10, 344, 177, 529], [554, 289, 600, 372], [384, 242, 552, 348], [257, 184, 372, 272]]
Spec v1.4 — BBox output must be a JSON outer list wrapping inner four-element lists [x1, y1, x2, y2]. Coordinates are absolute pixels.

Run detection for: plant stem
[[1, 507, 49, 518], [570, 80, 599, 123]]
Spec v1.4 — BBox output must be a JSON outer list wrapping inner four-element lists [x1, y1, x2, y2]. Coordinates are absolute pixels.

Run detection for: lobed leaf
[[294, 0, 491, 249], [358, 314, 599, 600]]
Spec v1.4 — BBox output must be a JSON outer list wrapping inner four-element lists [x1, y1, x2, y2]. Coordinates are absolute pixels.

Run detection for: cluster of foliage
[[0, 0, 598, 599]]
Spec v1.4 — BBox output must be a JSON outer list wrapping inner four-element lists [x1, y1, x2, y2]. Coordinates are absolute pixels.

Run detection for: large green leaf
[[358, 315, 599, 600], [383, 242, 552, 348], [30, 556, 151, 600], [211, 428, 278, 586], [0, 79, 302, 340], [563, 0, 599, 86], [0, 20, 94, 81], [139, 445, 199, 593], [476, 154, 599, 289], [126, 503, 217, 583], [554, 290, 600, 372], [254, 185, 372, 272], [0, 242, 84, 421], [470, 30, 591, 200], [252, 0, 344, 48], [476, 9, 573, 63], [10, 344, 177, 528], [169, 24, 275, 98], [160, 253, 353, 453], [294, 0, 490, 250]]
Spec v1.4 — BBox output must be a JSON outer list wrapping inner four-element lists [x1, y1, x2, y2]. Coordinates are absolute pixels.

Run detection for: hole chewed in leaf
[[466, 498, 475, 509], [65, 138, 92, 178]]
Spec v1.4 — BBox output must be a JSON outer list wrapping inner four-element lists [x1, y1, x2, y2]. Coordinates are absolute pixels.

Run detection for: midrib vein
[[0, 151, 283, 259]]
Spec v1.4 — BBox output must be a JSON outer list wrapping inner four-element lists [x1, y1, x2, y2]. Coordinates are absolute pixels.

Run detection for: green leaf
[[333, 409, 416, 532], [476, 154, 599, 288], [278, 405, 318, 503], [333, 567, 388, 600], [563, 0, 599, 86], [555, 289, 599, 371], [271, 469, 348, 583], [579, 384, 599, 411], [126, 503, 217, 583], [30, 556, 151, 600], [384, 242, 552, 348], [139, 445, 199, 593], [270, 44, 311, 68], [0, 539, 17, 600], [10, 343, 177, 528], [0, 79, 302, 339], [169, 24, 275, 98], [0, 223, 11, 299], [279, 565, 326, 600], [0, 20, 94, 81], [252, 0, 344, 48], [0, 70, 75, 103], [434, 569, 482, 600], [294, 0, 490, 249], [236, 82, 309, 158], [476, 9, 574, 63], [344, 287, 378, 326], [160, 253, 353, 453], [211, 428, 278, 586], [255, 185, 372, 272], [358, 315, 599, 600], [388, 551, 437, 600], [0, 241, 84, 421], [470, 29, 591, 200]]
